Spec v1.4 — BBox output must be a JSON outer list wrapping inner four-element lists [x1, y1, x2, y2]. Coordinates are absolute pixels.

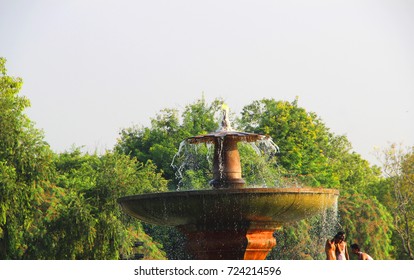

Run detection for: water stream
[[171, 137, 281, 190]]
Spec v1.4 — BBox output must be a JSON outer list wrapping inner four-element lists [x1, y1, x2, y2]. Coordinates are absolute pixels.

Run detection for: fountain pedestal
[[180, 222, 280, 260]]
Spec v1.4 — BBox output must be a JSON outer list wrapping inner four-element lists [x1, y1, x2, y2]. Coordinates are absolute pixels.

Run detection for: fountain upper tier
[[186, 103, 270, 144], [185, 104, 275, 189], [186, 131, 269, 144]]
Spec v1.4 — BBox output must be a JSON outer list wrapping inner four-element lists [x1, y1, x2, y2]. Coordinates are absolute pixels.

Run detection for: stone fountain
[[118, 105, 339, 260]]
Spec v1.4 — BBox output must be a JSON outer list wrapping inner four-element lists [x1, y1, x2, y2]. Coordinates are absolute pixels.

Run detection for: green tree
[[375, 144, 414, 259], [26, 149, 168, 259], [338, 191, 394, 259], [269, 219, 324, 260], [0, 58, 54, 259], [238, 98, 339, 187], [238, 143, 282, 187], [267, 191, 394, 260], [238, 98, 382, 191], [116, 97, 222, 190]]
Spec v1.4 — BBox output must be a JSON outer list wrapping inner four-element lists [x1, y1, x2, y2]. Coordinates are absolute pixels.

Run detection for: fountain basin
[[118, 187, 339, 259], [118, 187, 339, 226]]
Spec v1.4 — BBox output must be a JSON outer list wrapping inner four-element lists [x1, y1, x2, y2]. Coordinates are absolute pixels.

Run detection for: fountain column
[[210, 137, 245, 189]]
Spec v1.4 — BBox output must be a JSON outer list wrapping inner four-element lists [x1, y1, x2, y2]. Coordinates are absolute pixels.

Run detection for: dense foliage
[[1, 57, 54, 258], [1, 58, 167, 259], [1, 57, 413, 259]]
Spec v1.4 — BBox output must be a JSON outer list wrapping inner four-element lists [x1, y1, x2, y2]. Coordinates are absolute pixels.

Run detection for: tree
[[0, 57, 54, 259], [267, 190, 394, 260], [375, 144, 414, 259], [338, 192, 394, 259], [0, 90, 171, 261], [26, 149, 168, 259], [116, 97, 222, 190], [238, 98, 339, 187]]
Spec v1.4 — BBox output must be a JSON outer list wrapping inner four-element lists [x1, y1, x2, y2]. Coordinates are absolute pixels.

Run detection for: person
[[350, 243, 374, 260], [325, 238, 336, 260], [334, 231, 349, 260]]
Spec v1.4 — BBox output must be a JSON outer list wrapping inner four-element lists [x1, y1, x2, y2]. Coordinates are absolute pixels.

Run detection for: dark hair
[[350, 244, 360, 250], [335, 231, 345, 239]]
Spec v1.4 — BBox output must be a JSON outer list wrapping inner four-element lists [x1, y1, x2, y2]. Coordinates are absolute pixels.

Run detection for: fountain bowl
[[118, 187, 339, 259], [118, 187, 339, 226]]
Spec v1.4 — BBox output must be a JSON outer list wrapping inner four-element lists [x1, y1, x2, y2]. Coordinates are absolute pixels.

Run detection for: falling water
[[171, 135, 281, 190], [171, 140, 187, 189], [310, 198, 340, 259], [269, 199, 339, 260], [318, 199, 339, 240], [249, 138, 280, 156], [240, 138, 281, 187], [216, 137, 225, 182], [171, 140, 215, 191]]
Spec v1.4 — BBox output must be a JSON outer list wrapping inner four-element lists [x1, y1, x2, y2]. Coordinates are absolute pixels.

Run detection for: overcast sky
[[1, 0, 413, 165]]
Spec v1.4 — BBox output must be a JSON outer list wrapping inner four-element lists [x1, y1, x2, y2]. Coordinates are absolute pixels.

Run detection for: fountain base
[[180, 223, 280, 260]]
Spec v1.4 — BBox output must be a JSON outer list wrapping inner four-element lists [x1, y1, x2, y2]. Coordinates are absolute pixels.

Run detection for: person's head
[[334, 231, 346, 243], [350, 243, 360, 254]]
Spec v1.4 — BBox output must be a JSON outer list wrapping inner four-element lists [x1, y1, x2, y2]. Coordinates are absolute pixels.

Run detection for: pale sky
[[1, 0, 413, 165]]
